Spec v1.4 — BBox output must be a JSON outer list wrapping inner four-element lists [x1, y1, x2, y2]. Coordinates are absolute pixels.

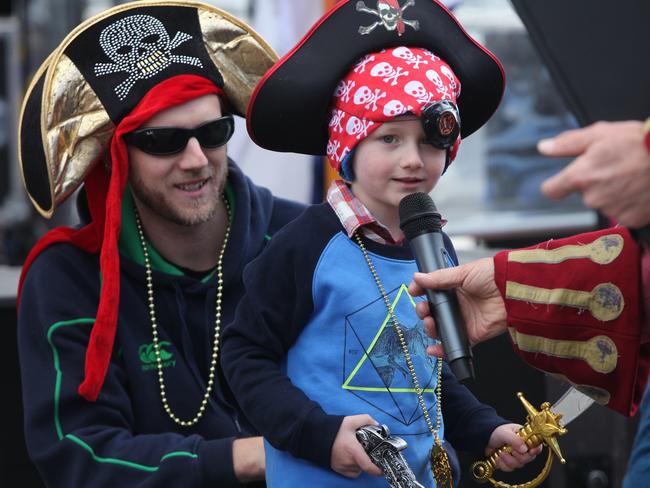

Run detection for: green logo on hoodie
[[139, 341, 176, 371]]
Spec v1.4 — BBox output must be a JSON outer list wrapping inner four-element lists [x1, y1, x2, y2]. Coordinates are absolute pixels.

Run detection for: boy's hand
[[486, 423, 543, 472], [331, 415, 384, 478]]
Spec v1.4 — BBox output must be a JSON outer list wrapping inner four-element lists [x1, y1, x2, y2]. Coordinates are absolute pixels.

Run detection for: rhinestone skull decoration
[[94, 14, 203, 100]]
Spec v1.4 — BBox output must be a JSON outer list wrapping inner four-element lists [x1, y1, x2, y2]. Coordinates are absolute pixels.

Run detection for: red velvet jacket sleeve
[[493, 227, 650, 416]]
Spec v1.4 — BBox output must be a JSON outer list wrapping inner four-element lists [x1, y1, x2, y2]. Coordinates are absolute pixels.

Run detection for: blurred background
[[0, 1, 637, 487]]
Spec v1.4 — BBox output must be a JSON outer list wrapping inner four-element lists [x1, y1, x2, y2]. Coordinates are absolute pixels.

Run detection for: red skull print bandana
[[327, 46, 461, 172]]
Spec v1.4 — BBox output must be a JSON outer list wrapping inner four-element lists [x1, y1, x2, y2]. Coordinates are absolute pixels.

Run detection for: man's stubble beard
[[131, 171, 223, 228]]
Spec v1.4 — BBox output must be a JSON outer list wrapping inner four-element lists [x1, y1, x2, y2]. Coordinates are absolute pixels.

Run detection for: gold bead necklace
[[134, 199, 231, 427], [354, 232, 452, 487]]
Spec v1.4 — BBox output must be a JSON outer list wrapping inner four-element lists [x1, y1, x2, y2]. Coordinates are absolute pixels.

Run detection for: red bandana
[[18, 74, 224, 402], [326, 46, 461, 172]]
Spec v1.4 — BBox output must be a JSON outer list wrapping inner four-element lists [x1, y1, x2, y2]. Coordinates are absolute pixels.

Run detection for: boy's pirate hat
[[19, 0, 276, 218], [247, 0, 504, 155]]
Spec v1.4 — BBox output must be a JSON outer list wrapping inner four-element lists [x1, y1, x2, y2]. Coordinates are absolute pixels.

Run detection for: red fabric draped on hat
[[326, 46, 461, 173], [17, 74, 224, 402]]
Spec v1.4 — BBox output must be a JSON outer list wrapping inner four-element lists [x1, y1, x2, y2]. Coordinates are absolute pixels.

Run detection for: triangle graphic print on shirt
[[342, 284, 439, 428]]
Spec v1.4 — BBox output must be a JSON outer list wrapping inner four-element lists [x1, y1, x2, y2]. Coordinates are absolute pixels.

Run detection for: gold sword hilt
[[471, 392, 568, 488]]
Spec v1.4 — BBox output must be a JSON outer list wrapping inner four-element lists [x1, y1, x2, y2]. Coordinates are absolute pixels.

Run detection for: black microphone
[[399, 192, 474, 381]]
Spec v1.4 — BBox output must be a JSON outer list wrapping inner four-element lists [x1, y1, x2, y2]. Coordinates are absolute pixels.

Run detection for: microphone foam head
[[399, 192, 441, 240]]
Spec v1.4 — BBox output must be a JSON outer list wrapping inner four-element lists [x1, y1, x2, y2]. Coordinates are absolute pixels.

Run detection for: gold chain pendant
[[354, 232, 454, 487], [430, 442, 453, 488], [134, 197, 231, 427]]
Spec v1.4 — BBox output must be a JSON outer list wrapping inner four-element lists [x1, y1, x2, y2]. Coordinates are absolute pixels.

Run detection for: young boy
[[222, 1, 540, 486]]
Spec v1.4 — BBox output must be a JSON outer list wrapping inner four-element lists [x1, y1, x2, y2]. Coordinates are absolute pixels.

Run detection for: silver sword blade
[[551, 386, 596, 426]]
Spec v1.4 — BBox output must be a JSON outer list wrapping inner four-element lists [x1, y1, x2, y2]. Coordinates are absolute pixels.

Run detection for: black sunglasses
[[124, 115, 235, 155]]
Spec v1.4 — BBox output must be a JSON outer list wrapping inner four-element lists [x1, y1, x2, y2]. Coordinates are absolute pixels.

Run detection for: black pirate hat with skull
[[19, 0, 276, 218], [247, 0, 505, 155]]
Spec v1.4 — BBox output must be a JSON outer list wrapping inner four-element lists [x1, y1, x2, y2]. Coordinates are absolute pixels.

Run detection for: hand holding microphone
[[399, 192, 474, 381]]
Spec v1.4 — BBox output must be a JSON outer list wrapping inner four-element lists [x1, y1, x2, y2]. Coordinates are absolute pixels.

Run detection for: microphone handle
[[408, 232, 475, 381]]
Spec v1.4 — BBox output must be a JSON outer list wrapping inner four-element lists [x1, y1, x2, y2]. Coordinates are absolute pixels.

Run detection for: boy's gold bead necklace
[[134, 197, 231, 427], [354, 232, 452, 487]]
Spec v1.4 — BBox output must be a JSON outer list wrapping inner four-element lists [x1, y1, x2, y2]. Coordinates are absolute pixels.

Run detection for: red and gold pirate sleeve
[[493, 227, 650, 416]]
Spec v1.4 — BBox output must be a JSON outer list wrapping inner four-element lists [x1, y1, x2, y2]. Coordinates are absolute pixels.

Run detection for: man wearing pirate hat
[[16, 1, 304, 485], [222, 1, 540, 486]]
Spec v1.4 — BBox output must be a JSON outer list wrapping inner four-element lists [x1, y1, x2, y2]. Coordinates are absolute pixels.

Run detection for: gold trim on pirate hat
[[247, 0, 505, 156], [18, 0, 277, 218]]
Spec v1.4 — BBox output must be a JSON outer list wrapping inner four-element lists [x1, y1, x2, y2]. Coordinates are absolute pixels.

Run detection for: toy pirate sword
[[357, 386, 595, 488], [471, 387, 596, 488], [356, 424, 425, 488]]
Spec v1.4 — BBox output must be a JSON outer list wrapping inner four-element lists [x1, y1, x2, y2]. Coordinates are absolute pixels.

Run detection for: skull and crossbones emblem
[[334, 79, 357, 103], [346, 116, 374, 139], [353, 86, 387, 112], [356, 0, 419, 36], [94, 14, 203, 100], [329, 108, 346, 133], [370, 62, 409, 86], [327, 139, 342, 160], [426, 68, 451, 99]]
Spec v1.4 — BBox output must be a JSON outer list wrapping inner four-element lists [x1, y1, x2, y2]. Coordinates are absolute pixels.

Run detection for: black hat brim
[[247, 0, 505, 156]]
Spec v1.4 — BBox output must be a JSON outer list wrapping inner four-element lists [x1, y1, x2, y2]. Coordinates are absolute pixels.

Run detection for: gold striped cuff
[[508, 329, 617, 374], [507, 234, 623, 265], [505, 281, 623, 322]]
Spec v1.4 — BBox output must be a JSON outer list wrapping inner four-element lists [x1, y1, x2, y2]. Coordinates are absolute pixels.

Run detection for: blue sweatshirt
[[17, 160, 304, 487], [222, 203, 507, 487]]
